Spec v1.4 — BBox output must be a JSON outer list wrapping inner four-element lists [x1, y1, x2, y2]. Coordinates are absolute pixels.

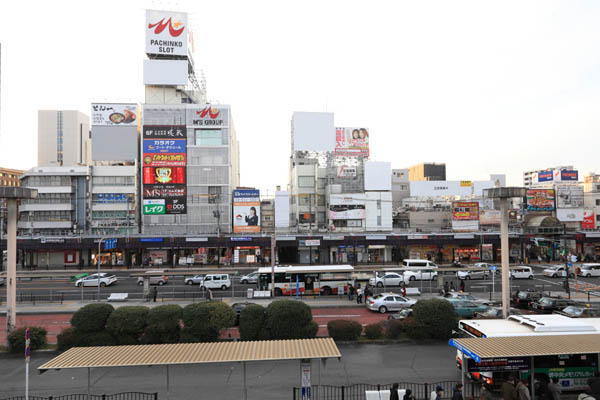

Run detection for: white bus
[[458, 314, 600, 390], [257, 265, 354, 296]]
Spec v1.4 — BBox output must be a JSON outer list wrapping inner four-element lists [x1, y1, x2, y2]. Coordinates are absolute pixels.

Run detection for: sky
[[1, 0, 600, 193]]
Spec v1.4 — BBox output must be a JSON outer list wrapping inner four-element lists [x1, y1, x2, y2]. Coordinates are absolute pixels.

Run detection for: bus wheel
[[274, 288, 283, 296], [321, 287, 332, 296]]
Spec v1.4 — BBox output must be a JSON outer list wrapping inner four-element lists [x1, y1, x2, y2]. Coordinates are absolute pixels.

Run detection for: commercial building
[[391, 169, 410, 209], [523, 165, 574, 187], [583, 173, 600, 232], [38, 110, 90, 167], [408, 163, 446, 181], [0, 168, 23, 187], [260, 198, 274, 234]]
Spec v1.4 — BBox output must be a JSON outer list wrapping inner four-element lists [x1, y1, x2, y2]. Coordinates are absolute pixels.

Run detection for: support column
[[6, 199, 17, 340], [500, 198, 510, 319], [166, 365, 170, 400], [530, 357, 535, 400], [243, 361, 247, 400]]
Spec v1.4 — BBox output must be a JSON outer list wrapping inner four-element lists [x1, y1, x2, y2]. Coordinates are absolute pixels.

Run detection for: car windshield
[[372, 294, 384, 300], [549, 266, 561, 270], [518, 292, 530, 299], [563, 307, 583, 316], [539, 298, 553, 305]]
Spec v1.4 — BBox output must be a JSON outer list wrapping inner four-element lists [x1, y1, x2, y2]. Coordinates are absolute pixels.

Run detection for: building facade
[[0, 168, 23, 187], [523, 165, 574, 187], [408, 163, 446, 181], [38, 110, 90, 167]]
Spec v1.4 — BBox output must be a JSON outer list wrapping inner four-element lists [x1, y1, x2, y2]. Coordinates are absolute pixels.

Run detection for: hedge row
[[7, 327, 48, 354], [238, 300, 317, 341]]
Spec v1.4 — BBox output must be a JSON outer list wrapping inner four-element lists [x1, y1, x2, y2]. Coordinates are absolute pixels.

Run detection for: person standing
[[152, 286, 158, 303], [404, 388, 415, 400], [516, 380, 531, 400], [548, 378, 562, 400], [348, 283, 354, 301], [452, 384, 464, 400], [502, 376, 518, 400], [459, 279, 465, 293], [390, 383, 400, 400], [401, 281, 407, 297], [356, 287, 363, 304], [431, 386, 444, 400], [444, 281, 450, 295]]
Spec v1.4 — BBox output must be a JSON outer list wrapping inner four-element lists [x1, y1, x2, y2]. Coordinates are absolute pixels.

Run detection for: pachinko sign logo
[[190, 105, 226, 126], [146, 10, 188, 56]]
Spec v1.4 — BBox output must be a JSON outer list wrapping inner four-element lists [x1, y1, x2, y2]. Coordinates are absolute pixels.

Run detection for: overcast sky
[[1, 0, 599, 193]]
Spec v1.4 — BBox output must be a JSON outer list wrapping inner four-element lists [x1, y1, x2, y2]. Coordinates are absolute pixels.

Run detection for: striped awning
[[38, 338, 341, 371], [449, 334, 600, 363]]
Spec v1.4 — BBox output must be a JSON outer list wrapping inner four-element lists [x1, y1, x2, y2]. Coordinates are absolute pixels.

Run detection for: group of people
[[347, 282, 373, 304], [499, 372, 600, 400], [441, 279, 466, 296]]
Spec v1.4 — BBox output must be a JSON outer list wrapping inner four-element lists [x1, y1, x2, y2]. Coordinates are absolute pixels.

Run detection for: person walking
[[431, 386, 444, 400], [404, 388, 415, 400], [502, 376, 518, 400], [390, 383, 400, 400], [548, 378, 562, 400], [356, 287, 363, 304], [450, 281, 456, 292], [444, 281, 450, 295], [348, 283, 354, 301], [452, 384, 464, 400], [401, 281, 407, 297], [152, 286, 158, 303], [516, 380, 531, 400]]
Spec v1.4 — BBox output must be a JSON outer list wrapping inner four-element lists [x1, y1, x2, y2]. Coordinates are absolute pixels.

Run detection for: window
[[597, 215, 600, 222], [298, 176, 315, 188], [195, 129, 225, 146], [596, 199, 600, 206], [317, 178, 326, 189]]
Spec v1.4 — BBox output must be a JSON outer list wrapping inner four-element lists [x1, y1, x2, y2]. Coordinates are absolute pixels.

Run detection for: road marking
[[313, 314, 361, 318], [534, 278, 563, 286]]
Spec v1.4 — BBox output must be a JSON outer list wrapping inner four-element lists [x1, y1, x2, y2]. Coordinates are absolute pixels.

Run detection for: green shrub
[[327, 319, 362, 341], [239, 304, 266, 341], [71, 303, 114, 333], [106, 306, 149, 345], [410, 299, 458, 340], [57, 327, 78, 351], [385, 320, 405, 339], [364, 322, 384, 340], [7, 327, 47, 354], [264, 300, 316, 340], [78, 331, 117, 347], [142, 305, 183, 344], [181, 302, 236, 342]]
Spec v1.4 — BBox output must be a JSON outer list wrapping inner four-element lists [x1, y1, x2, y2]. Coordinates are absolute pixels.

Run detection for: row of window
[[92, 176, 136, 186], [24, 176, 72, 186]]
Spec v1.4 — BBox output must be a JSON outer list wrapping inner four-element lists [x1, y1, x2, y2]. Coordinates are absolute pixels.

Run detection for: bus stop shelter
[[449, 334, 600, 397], [38, 338, 341, 399]]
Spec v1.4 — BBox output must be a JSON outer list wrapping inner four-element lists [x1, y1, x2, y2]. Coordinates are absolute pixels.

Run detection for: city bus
[[257, 265, 354, 296], [457, 314, 600, 390]]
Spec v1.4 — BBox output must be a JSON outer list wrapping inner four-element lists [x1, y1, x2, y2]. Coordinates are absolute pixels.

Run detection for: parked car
[[369, 272, 404, 287], [456, 263, 493, 280], [510, 266, 534, 279], [184, 274, 205, 285], [531, 297, 577, 313], [0, 276, 5, 286], [446, 299, 490, 318], [75, 273, 118, 287], [137, 270, 168, 286], [579, 263, 600, 278], [474, 307, 523, 319], [554, 306, 598, 318], [231, 302, 256, 325], [444, 292, 492, 306], [543, 265, 568, 278], [403, 269, 438, 282], [367, 293, 416, 313], [402, 259, 438, 268], [511, 290, 544, 309], [199, 274, 232, 290], [240, 271, 259, 284]]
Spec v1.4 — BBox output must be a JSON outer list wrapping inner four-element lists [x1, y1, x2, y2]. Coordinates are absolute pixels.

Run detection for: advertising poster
[[581, 211, 595, 229], [233, 189, 260, 233], [560, 170, 579, 181], [146, 10, 188, 56], [556, 186, 584, 209], [143, 125, 186, 139], [143, 139, 187, 154], [452, 202, 480, 220], [334, 127, 369, 157], [328, 205, 366, 220], [91, 103, 137, 126], [537, 171, 553, 183], [188, 105, 229, 127], [526, 189, 555, 211], [143, 153, 186, 167], [557, 209, 584, 222], [479, 210, 502, 225]]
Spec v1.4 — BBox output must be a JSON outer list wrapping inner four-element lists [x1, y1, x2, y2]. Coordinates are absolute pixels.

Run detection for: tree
[[264, 300, 317, 340], [142, 304, 183, 344], [239, 304, 266, 341], [70, 303, 114, 333], [410, 299, 458, 340], [181, 302, 235, 342], [327, 319, 362, 341], [106, 306, 149, 345]]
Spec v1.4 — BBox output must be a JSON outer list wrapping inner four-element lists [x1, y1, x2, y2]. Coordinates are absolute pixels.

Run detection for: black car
[[231, 302, 256, 325], [511, 290, 544, 309], [531, 297, 577, 314], [554, 306, 598, 318]]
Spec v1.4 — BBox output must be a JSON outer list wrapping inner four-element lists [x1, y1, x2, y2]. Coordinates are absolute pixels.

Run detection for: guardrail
[[0, 392, 158, 400]]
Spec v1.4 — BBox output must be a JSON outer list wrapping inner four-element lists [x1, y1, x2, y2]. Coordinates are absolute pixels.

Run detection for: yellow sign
[[460, 181, 472, 187]]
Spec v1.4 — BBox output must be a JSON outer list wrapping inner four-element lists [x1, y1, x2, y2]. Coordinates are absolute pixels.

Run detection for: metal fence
[[0, 392, 158, 400], [292, 382, 481, 400]]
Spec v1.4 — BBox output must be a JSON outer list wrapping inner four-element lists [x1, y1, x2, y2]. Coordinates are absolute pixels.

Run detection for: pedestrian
[[404, 388, 415, 400], [452, 384, 464, 400], [152, 286, 158, 302], [516, 380, 531, 400], [548, 378, 562, 400], [459, 279, 465, 293], [444, 281, 450, 295], [365, 285, 373, 302], [450, 281, 456, 292], [401, 281, 407, 297], [587, 371, 600, 399], [480, 383, 493, 400], [502, 376, 518, 400], [348, 284, 354, 301], [356, 287, 363, 304], [390, 383, 400, 400], [431, 386, 444, 400]]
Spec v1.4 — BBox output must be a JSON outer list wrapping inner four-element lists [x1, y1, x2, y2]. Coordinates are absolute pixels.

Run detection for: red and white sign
[[581, 210, 595, 229], [146, 10, 188, 56]]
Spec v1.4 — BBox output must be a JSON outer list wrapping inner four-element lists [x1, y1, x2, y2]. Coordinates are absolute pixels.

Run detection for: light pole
[[97, 237, 105, 302]]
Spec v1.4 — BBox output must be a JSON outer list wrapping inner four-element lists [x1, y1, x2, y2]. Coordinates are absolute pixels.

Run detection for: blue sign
[[104, 238, 117, 250], [231, 237, 252, 242], [233, 189, 260, 199], [448, 339, 481, 363], [561, 170, 578, 181], [568, 262, 573, 267], [140, 238, 164, 243], [537, 171, 553, 182], [143, 139, 186, 154], [489, 265, 497, 271], [97, 193, 127, 204]]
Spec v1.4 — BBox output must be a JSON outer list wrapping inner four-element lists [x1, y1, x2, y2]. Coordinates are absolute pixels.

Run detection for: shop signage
[[467, 357, 530, 372], [143, 185, 186, 198], [185, 237, 209, 242], [231, 237, 252, 242], [452, 202, 479, 220], [40, 238, 65, 244], [140, 238, 164, 243], [188, 106, 228, 127], [146, 10, 188, 56], [143, 125, 186, 139], [408, 235, 428, 240], [97, 193, 128, 203], [143, 153, 186, 167], [560, 170, 578, 181], [460, 181, 472, 187], [276, 236, 296, 241], [537, 170, 553, 182], [143, 199, 165, 215], [143, 139, 187, 154], [143, 167, 186, 185], [582, 211, 595, 229], [91, 103, 137, 126], [366, 235, 386, 240], [300, 239, 320, 246]]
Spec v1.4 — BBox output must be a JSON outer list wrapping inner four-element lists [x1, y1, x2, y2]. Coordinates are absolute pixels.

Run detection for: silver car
[[240, 271, 259, 284], [184, 274, 205, 285], [367, 293, 417, 313]]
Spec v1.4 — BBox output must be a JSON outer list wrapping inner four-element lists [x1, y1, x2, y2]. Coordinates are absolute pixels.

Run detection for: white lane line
[[313, 314, 361, 318], [534, 278, 563, 286]]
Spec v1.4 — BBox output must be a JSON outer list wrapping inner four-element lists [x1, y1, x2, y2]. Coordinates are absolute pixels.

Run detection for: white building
[[523, 166, 574, 187], [38, 110, 90, 167], [392, 169, 410, 209], [90, 165, 137, 235], [364, 161, 393, 232]]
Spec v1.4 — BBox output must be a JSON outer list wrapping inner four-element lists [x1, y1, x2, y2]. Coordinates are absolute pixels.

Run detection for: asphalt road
[[0, 343, 460, 400], [1, 265, 598, 303]]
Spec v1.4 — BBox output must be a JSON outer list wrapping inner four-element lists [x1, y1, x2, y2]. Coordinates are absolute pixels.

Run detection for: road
[[1, 264, 598, 303], [0, 343, 460, 400]]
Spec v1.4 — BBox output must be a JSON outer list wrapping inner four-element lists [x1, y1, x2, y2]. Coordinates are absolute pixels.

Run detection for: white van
[[510, 266, 533, 279], [200, 274, 231, 290], [579, 263, 600, 278], [402, 259, 438, 268]]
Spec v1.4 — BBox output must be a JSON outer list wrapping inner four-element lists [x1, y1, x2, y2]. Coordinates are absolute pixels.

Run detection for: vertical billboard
[[526, 189, 555, 211], [452, 201, 479, 231], [582, 210, 595, 229], [334, 127, 369, 157], [233, 189, 260, 233], [142, 125, 187, 215], [91, 103, 138, 161], [146, 10, 188, 56], [556, 185, 584, 222]]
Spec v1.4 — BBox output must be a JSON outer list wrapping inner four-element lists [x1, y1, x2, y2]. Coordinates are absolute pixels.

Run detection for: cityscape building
[[38, 110, 90, 167], [523, 165, 574, 187], [407, 162, 446, 181]]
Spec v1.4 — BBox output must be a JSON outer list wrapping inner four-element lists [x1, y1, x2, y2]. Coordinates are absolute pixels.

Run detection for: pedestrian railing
[[0, 392, 158, 400], [292, 381, 481, 400]]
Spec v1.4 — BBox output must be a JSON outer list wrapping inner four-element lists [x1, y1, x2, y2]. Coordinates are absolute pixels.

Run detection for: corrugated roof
[[450, 334, 600, 362], [38, 338, 341, 371]]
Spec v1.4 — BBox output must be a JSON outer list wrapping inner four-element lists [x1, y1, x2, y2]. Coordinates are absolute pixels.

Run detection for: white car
[[579, 263, 600, 278], [240, 271, 259, 284], [370, 272, 404, 287], [199, 274, 232, 290], [457, 263, 493, 280], [367, 293, 417, 313], [543, 265, 568, 278], [510, 266, 534, 279], [75, 273, 117, 287], [184, 274, 205, 285], [403, 269, 438, 282]]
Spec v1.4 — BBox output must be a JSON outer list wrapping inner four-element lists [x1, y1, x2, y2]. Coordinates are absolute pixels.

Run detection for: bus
[[457, 314, 600, 391], [257, 265, 354, 296]]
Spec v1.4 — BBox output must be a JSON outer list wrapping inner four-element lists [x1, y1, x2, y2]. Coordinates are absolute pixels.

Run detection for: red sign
[[148, 17, 184, 37], [581, 211, 595, 229], [143, 153, 186, 167], [452, 202, 479, 221]]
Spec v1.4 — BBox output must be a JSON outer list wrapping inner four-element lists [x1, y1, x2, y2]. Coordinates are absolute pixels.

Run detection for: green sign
[[144, 204, 165, 215]]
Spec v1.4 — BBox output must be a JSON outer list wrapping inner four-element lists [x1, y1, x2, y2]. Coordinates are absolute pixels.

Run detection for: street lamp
[[484, 187, 527, 318]]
